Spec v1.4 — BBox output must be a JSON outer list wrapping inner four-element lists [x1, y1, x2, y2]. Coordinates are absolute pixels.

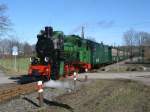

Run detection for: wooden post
[[85, 75, 88, 81], [39, 92, 43, 107], [37, 81, 44, 107]]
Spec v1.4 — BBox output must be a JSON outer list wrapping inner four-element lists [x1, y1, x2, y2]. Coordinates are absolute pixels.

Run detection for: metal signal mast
[[81, 26, 84, 38]]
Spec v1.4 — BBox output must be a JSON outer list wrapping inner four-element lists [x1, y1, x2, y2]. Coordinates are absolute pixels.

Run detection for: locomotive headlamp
[[29, 57, 32, 62], [30, 57, 34, 62], [44, 57, 49, 62]]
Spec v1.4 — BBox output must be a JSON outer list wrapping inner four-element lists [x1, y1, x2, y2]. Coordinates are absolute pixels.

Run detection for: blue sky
[[0, 0, 150, 45]]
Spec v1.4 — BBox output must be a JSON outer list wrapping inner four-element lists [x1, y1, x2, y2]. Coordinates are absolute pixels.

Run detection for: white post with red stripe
[[74, 72, 77, 81], [85, 68, 88, 81], [85, 68, 88, 72], [73, 72, 77, 91], [37, 81, 44, 107]]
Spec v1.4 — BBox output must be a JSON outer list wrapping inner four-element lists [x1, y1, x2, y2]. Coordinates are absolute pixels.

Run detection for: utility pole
[[117, 46, 119, 72], [139, 35, 141, 62], [81, 26, 84, 39], [141, 37, 145, 63]]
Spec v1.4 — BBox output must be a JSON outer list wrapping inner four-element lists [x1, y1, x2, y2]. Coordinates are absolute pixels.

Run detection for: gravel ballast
[[0, 79, 91, 112]]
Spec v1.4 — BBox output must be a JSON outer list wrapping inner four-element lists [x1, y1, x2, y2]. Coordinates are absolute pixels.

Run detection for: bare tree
[[138, 32, 150, 61], [0, 4, 11, 35], [23, 42, 33, 56], [123, 29, 136, 60], [0, 38, 11, 56], [0, 37, 34, 57], [123, 29, 150, 61]]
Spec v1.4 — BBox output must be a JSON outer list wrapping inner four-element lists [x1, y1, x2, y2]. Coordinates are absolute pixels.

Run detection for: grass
[[95, 80, 149, 112], [100, 64, 144, 72], [45, 79, 150, 112], [0, 57, 30, 75]]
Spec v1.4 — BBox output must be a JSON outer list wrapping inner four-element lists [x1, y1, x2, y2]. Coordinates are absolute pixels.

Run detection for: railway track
[[0, 83, 37, 103]]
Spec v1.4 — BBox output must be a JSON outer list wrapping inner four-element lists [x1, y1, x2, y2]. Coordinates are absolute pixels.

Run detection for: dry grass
[[43, 79, 150, 112], [100, 64, 144, 72]]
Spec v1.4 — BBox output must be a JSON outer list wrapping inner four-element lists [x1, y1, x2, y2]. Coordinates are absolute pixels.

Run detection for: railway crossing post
[[37, 81, 44, 107], [84, 68, 88, 81], [85, 75, 88, 81], [73, 72, 77, 91]]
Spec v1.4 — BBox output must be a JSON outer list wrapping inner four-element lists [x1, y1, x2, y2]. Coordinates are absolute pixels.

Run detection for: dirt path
[[0, 70, 14, 84], [78, 72, 150, 86]]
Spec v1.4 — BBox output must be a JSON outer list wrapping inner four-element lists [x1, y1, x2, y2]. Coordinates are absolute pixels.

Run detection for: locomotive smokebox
[[45, 26, 53, 38]]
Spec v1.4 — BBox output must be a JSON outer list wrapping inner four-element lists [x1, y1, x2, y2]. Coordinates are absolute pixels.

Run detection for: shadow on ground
[[23, 97, 73, 112], [23, 97, 39, 107], [43, 98, 73, 111], [9, 75, 42, 84]]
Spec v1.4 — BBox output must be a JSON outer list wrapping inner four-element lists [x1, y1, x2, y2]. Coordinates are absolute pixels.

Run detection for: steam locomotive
[[28, 26, 129, 80]]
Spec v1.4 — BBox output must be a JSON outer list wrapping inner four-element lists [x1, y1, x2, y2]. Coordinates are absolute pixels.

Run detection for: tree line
[[123, 29, 150, 61], [0, 38, 34, 57]]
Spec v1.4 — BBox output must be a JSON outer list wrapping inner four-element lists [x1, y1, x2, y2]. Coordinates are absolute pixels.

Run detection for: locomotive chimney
[[45, 26, 53, 38]]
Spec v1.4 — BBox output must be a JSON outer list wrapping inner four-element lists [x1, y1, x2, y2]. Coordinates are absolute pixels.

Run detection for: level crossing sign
[[12, 46, 18, 56]]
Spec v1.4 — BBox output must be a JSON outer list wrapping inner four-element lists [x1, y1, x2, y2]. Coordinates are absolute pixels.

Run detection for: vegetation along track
[[0, 83, 37, 103]]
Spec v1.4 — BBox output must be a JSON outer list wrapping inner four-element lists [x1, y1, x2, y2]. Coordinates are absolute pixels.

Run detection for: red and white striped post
[[37, 81, 44, 107], [73, 72, 77, 91], [85, 68, 88, 72], [85, 68, 88, 81]]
